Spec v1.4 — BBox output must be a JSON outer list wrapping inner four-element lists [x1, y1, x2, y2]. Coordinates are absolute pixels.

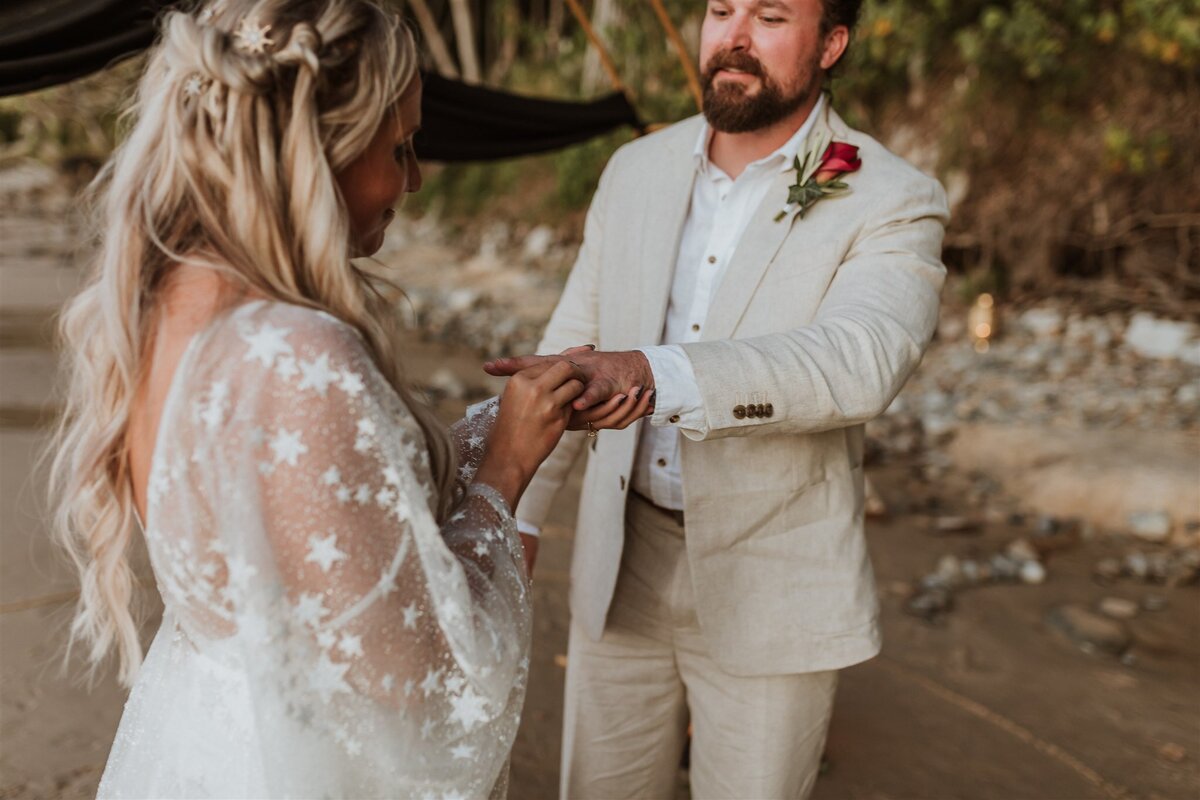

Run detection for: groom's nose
[[720, 10, 754, 51]]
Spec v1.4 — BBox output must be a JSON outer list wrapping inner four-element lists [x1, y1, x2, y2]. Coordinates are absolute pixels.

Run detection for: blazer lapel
[[703, 105, 844, 340], [636, 124, 701, 347]]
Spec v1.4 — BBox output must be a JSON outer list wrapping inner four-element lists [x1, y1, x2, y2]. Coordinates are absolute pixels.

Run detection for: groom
[[488, 0, 948, 796]]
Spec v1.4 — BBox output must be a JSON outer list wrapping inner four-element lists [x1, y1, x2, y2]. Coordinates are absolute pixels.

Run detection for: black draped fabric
[[414, 72, 642, 161], [0, 0, 643, 161], [0, 0, 162, 97]]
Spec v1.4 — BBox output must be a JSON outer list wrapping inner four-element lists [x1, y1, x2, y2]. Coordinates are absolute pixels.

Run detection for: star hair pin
[[233, 16, 274, 55], [197, 2, 219, 24], [183, 74, 206, 97]]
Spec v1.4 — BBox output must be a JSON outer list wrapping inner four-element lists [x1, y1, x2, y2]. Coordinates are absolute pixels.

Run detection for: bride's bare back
[[128, 266, 253, 523]]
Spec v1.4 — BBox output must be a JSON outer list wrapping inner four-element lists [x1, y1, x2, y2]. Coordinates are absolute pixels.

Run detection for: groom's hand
[[484, 349, 655, 415]]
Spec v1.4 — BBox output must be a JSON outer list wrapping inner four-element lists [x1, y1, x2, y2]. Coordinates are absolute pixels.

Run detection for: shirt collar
[[693, 92, 826, 177]]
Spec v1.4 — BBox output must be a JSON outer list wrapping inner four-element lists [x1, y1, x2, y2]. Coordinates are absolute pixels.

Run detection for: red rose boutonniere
[[773, 136, 862, 222]]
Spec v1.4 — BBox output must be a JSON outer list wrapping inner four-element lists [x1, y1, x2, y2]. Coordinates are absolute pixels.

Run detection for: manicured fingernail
[[631, 386, 642, 399], [615, 394, 626, 403], [586, 344, 597, 350], [647, 389, 656, 402]]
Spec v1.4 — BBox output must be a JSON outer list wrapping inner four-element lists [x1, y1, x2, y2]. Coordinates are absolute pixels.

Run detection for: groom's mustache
[[703, 50, 767, 83]]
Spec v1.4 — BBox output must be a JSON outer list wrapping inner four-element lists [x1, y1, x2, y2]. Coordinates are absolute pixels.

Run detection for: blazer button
[[669, 414, 680, 424], [756, 403, 766, 417], [765, 403, 774, 417], [745, 405, 757, 419], [733, 405, 746, 419]]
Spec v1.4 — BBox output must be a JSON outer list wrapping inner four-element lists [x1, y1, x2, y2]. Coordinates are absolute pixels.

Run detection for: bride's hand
[[474, 361, 585, 509], [566, 385, 655, 431]]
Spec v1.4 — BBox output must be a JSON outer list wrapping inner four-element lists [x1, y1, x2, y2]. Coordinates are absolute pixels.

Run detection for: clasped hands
[[483, 346, 656, 431]]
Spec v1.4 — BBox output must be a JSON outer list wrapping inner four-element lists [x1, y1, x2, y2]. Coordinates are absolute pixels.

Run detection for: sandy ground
[[2, 165, 1198, 798], [3, 338, 1199, 799]]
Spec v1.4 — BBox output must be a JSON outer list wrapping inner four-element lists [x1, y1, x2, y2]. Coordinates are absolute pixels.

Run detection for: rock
[[864, 475, 888, 518], [521, 225, 555, 260], [961, 559, 982, 585], [1141, 594, 1168, 612], [905, 587, 953, 620], [934, 516, 978, 534], [1005, 538, 1039, 563], [1125, 551, 1149, 580], [989, 553, 1019, 581], [1035, 515, 1061, 536], [938, 315, 966, 341], [444, 288, 481, 313], [1098, 597, 1139, 620], [1157, 742, 1186, 763], [1147, 550, 1172, 582], [1045, 604, 1132, 656], [478, 221, 510, 259], [1177, 382, 1200, 409], [1094, 557, 1122, 582], [1018, 307, 1064, 339], [427, 368, 467, 401], [1065, 316, 1113, 349], [1123, 312, 1200, 363], [1128, 510, 1173, 542], [1019, 560, 1046, 585], [934, 554, 963, 586], [919, 573, 950, 591]]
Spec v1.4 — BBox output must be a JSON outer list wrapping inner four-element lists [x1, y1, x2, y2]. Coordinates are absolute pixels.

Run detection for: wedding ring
[[586, 422, 598, 438]]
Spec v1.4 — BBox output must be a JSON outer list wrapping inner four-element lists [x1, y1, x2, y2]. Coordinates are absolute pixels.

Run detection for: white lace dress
[[98, 300, 531, 799]]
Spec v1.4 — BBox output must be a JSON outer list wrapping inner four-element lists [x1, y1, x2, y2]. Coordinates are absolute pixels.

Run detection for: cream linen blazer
[[516, 104, 949, 676]]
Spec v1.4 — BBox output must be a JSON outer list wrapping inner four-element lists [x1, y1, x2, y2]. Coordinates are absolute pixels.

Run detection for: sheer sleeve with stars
[[97, 301, 530, 800]]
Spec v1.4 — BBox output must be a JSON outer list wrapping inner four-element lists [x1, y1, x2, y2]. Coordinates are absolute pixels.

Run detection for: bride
[[47, 0, 648, 796]]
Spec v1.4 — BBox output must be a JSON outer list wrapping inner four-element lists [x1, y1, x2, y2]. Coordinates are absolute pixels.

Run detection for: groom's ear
[[819, 25, 850, 72]]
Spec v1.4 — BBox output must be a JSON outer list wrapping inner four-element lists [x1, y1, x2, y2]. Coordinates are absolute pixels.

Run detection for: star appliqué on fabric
[[305, 532, 347, 573], [241, 322, 292, 367]]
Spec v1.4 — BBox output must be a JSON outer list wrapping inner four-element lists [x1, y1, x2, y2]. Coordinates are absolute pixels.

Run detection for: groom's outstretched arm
[[490, 171, 948, 442]]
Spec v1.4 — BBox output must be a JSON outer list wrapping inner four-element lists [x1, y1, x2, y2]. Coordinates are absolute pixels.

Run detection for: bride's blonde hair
[[48, 0, 454, 686]]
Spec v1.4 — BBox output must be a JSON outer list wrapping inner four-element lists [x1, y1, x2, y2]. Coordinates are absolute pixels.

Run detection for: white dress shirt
[[631, 97, 825, 511]]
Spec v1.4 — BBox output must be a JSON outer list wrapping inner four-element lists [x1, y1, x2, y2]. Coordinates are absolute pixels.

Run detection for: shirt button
[[691, 324, 700, 332], [669, 414, 680, 424], [656, 458, 668, 468], [707, 255, 717, 264]]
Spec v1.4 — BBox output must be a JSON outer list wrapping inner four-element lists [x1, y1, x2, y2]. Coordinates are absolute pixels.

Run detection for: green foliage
[[1103, 125, 1173, 174], [404, 157, 526, 219], [844, 0, 1200, 101], [0, 58, 140, 165]]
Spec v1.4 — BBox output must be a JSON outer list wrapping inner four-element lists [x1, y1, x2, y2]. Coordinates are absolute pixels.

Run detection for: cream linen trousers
[[561, 493, 838, 799]]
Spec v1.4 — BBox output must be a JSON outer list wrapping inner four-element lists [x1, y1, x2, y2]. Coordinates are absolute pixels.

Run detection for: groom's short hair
[[819, 0, 863, 33], [819, 0, 863, 75]]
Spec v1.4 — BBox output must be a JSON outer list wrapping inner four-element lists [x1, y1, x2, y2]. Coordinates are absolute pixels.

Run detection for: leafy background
[[2, 0, 1197, 316]]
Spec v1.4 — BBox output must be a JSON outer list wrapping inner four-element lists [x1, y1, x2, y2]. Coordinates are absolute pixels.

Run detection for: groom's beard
[[702, 50, 820, 134]]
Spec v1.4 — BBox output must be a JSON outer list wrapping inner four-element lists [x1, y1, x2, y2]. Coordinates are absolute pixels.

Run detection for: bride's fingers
[[566, 392, 626, 429], [551, 379, 587, 407], [589, 387, 652, 430]]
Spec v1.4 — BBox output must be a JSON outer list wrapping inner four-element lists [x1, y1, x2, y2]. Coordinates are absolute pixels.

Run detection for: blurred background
[[1, 1, 1197, 797]]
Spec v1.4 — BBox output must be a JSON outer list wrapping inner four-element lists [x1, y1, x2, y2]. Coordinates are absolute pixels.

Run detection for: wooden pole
[[448, 0, 484, 84], [648, 0, 703, 112], [563, 0, 628, 96], [407, 0, 461, 79]]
